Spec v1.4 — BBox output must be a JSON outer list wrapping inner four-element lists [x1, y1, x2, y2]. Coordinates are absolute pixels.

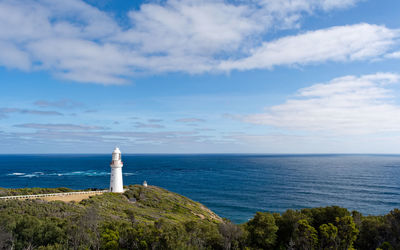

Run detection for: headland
[[0, 184, 400, 249]]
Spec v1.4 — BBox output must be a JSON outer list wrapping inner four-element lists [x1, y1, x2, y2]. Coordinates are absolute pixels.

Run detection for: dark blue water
[[1, 154, 400, 223]]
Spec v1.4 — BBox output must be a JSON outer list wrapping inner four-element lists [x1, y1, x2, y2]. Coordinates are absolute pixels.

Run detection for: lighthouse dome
[[113, 147, 121, 154]]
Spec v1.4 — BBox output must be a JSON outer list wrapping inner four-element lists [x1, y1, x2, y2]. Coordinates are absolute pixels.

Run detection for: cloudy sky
[[1, 0, 400, 153]]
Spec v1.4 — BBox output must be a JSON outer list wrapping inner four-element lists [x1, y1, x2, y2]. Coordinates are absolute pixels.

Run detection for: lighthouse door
[[111, 187, 113, 192]]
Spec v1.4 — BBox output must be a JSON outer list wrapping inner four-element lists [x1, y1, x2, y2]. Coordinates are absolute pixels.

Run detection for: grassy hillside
[[0, 184, 225, 250], [84, 185, 221, 224]]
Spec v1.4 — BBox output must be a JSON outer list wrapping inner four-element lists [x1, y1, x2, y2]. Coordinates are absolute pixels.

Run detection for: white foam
[[8, 173, 25, 176], [123, 172, 137, 176], [7, 170, 121, 178], [20, 174, 37, 178], [51, 170, 110, 177]]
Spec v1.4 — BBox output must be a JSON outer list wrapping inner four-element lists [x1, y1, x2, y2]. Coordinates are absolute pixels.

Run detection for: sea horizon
[[3, 153, 400, 156]]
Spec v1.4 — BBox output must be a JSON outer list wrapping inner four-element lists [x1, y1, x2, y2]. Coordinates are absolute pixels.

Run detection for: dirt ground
[[38, 193, 104, 202]]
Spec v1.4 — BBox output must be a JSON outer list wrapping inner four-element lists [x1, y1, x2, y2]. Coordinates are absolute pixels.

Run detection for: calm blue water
[[1, 154, 400, 223]]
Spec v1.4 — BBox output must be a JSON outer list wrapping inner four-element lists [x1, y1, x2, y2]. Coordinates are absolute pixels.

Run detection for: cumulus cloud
[[244, 73, 400, 135], [1, 0, 395, 84]]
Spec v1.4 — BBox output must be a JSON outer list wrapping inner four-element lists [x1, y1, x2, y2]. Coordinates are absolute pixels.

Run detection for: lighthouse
[[109, 147, 124, 193]]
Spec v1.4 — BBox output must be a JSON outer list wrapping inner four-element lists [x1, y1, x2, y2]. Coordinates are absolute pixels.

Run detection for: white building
[[109, 147, 124, 193]]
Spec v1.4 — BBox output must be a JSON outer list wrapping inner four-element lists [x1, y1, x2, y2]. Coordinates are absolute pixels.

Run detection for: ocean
[[1, 154, 400, 223]]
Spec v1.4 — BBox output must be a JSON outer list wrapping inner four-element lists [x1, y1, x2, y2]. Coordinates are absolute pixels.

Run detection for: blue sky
[[1, 0, 400, 153]]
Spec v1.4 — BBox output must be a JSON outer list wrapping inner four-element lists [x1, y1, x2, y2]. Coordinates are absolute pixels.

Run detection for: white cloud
[[27, 38, 133, 84], [244, 73, 400, 135], [123, 0, 259, 55], [256, 0, 359, 28], [1, 0, 398, 84], [258, 0, 358, 12], [123, 0, 362, 59], [0, 0, 118, 41], [219, 24, 399, 71], [0, 41, 30, 70], [386, 51, 400, 59]]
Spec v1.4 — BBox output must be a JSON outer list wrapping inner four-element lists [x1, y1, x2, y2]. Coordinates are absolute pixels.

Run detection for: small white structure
[[109, 147, 124, 193], [143, 181, 148, 187]]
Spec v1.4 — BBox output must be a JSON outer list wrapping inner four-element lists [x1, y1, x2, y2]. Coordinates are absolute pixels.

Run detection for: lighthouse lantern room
[[109, 147, 124, 193]]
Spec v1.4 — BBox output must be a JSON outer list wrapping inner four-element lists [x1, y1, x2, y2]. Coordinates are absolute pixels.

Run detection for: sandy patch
[[191, 207, 222, 222], [192, 212, 206, 219], [39, 193, 103, 202]]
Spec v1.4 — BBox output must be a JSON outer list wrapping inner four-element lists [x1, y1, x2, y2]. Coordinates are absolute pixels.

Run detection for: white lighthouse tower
[[109, 147, 124, 193]]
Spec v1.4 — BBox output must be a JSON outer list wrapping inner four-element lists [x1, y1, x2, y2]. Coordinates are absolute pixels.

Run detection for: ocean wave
[[50, 171, 110, 177], [20, 174, 38, 178], [7, 173, 25, 176], [123, 172, 137, 176], [6, 170, 137, 178]]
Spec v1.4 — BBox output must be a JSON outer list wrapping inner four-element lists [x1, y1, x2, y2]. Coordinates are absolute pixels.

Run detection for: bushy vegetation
[[0, 185, 399, 249]]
